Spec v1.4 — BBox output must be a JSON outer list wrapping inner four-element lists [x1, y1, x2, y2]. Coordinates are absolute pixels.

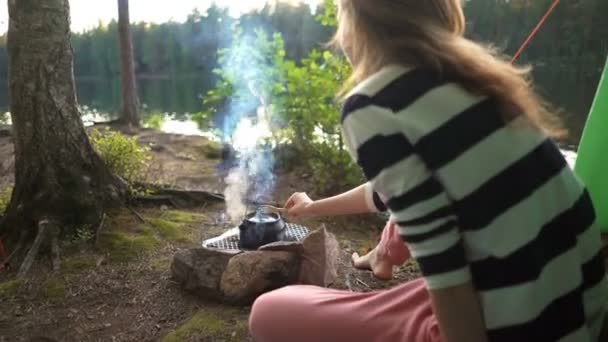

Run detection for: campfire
[[203, 202, 309, 251]]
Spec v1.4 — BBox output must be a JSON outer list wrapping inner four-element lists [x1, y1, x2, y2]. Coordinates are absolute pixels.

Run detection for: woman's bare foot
[[352, 246, 394, 281]]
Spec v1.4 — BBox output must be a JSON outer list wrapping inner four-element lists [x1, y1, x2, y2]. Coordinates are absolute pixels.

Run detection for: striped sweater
[[341, 65, 608, 341]]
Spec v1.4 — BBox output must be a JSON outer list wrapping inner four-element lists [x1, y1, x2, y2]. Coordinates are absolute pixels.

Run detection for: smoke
[[223, 112, 275, 223], [218, 29, 279, 224], [224, 163, 249, 223]]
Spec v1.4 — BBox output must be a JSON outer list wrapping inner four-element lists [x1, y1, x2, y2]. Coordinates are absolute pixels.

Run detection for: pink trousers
[[249, 221, 443, 342]]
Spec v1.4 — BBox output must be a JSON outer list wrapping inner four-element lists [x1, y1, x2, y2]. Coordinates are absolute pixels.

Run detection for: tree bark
[[0, 0, 126, 240], [117, 0, 140, 128]]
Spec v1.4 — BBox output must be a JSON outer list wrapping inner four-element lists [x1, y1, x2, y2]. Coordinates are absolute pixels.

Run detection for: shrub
[[89, 128, 151, 195], [143, 113, 166, 130]]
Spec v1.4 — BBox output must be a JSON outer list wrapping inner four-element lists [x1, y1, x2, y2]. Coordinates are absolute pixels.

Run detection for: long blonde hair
[[332, 0, 565, 138]]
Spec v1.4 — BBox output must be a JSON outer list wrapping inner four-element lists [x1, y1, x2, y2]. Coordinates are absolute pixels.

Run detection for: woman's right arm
[[285, 182, 386, 219]]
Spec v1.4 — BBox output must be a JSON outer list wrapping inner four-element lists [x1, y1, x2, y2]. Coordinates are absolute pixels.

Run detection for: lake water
[[0, 74, 587, 168], [0, 69, 598, 146]]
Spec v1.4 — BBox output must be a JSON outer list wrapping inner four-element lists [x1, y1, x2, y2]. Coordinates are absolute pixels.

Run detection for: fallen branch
[[158, 188, 225, 202], [168, 197, 182, 209], [18, 219, 50, 277], [94, 213, 107, 246], [132, 188, 225, 209], [345, 274, 353, 292], [355, 277, 371, 289], [89, 119, 123, 127], [128, 206, 146, 223], [51, 234, 60, 272]]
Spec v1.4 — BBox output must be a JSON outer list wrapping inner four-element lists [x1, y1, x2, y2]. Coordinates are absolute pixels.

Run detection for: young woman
[[248, 0, 608, 341]]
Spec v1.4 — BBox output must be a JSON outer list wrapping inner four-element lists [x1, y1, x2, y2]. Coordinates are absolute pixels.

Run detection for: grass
[[162, 310, 225, 342], [42, 278, 66, 302], [0, 279, 25, 298], [62, 255, 97, 274], [150, 257, 171, 272]]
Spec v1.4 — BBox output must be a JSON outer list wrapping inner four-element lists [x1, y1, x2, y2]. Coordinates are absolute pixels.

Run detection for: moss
[[231, 321, 250, 341], [138, 226, 155, 236], [97, 231, 160, 263], [0, 279, 25, 298], [162, 311, 225, 342], [42, 278, 66, 302], [0, 186, 12, 216], [148, 218, 192, 243], [150, 257, 171, 272], [160, 210, 203, 224], [106, 210, 141, 234], [62, 256, 96, 274]]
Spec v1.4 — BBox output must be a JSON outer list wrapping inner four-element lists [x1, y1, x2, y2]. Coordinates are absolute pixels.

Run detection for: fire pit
[[174, 221, 338, 305]]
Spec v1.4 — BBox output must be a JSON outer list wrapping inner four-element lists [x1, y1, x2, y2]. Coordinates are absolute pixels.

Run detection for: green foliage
[[144, 113, 166, 130], [0, 279, 24, 298], [309, 143, 364, 194], [0, 186, 12, 216], [316, 0, 338, 27], [70, 225, 95, 244], [197, 9, 360, 193], [162, 310, 225, 342], [90, 128, 152, 195], [0, 112, 7, 124]]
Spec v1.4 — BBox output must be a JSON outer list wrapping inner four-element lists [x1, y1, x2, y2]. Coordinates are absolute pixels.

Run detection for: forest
[[0, 0, 605, 142], [0, 0, 607, 341]]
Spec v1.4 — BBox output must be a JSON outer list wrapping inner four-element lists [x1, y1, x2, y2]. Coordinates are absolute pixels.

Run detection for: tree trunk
[[0, 0, 127, 240], [118, 0, 140, 128]]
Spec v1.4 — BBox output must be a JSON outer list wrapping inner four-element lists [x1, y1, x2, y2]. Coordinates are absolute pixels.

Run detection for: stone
[[220, 251, 300, 305], [170, 247, 238, 299], [298, 226, 340, 287], [258, 240, 304, 253]]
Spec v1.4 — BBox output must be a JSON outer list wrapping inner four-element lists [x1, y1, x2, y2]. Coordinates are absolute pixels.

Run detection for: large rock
[[258, 240, 304, 254], [220, 251, 300, 305], [299, 226, 340, 287], [257, 226, 341, 287], [170, 247, 238, 299]]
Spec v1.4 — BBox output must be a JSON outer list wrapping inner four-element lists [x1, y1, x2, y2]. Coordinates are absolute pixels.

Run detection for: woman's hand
[[283, 184, 380, 219], [284, 192, 314, 220]]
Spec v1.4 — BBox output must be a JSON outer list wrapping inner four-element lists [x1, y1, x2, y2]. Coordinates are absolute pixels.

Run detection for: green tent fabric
[[575, 56, 608, 233]]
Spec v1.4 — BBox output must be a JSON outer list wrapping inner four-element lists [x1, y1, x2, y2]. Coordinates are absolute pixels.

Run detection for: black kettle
[[238, 212, 287, 250]]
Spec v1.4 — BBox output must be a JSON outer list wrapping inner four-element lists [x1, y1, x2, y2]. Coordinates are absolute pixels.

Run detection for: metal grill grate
[[202, 223, 310, 251]]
